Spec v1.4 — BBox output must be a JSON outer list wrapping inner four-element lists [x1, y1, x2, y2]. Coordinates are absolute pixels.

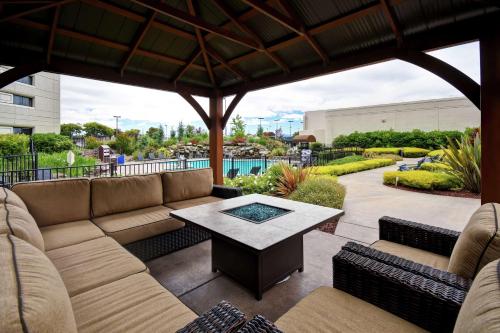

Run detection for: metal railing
[[0, 153, 38, 172]]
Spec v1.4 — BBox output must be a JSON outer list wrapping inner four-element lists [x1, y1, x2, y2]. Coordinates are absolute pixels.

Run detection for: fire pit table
[[170, 193, 344, 300]]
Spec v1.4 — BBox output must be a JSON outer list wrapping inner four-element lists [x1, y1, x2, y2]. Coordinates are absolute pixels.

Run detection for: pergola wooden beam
[[210, 0, 289, 73], [178, 92, 211, 128], [80, 0, 196, 42], [131, 0, 261, 50], [206, 45, 249, 81], [0, 0, 74, 23], [11, 18, 206, 71], [120, 12, 157, 76], [276, 0, 329, 64], [174, 49, 202, 83], [396, 50, 480, 108], [241, 0, 302, 34], [46, 4, 60, 64], [186, 0, 216, 86], [380, 0, 403, 46], [0, 62, 46, 89], [222, 91, 247, 129]]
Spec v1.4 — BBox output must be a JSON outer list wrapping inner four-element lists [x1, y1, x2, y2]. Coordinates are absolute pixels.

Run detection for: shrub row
[[32, 133, 74, 153], [289, 176, 345, 209], [401, 147, 431, 158], [327, 155, 366, 165], [332, 129, 463, 149], [383, 170, 461, 190], [312, 158, 395, 176], [0, 134, 30, 155], [420, 162, 452, 172], [364, 147, 430, 157]]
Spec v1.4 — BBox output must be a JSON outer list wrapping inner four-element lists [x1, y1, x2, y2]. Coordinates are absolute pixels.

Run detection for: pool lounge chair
[[227, 168, 239, 179], [398, 156, 438, 171], [148, 152, 156, 160], [249, 166, 261, 175]]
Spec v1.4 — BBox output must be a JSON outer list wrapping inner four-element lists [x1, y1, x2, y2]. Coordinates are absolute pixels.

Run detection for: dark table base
[[211, 234, 304, 300]]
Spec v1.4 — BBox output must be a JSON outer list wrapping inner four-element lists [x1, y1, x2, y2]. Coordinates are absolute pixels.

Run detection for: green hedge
[[32, 133, 74, 153], [0, 134, 30, 156], [289, 176, 345, 209], [402, 147, 430, 157], [312, 158, 395, 176], [383, 170, 461, 190], [332, 129, 463, 149], [365, 147, 400, 155], [420, 162, 452, 172], [364, 147, 429, 157]]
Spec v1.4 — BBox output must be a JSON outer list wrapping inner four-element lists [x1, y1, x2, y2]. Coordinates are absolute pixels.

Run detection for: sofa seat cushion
[[41, 220, 105, 251], [166, 196, 223, 210], [454, 259, 500, 332], [92, 206, 184, 245], [0, 235, 78, 333], [91, 174, 163, 218], [371, 240, 449, 271], [162, 168, 213, 203], [12, 178, 91, 227], [46, 237, 147, 296], [275, 287, 426, 333], [0, 203, 45, 251], [71, 272, 197, 333], [448, 203, 500, 279]]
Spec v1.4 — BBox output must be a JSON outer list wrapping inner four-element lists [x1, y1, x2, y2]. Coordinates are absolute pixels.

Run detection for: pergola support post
[[209, 94, 224, 185], [480, 25, 500, 204]]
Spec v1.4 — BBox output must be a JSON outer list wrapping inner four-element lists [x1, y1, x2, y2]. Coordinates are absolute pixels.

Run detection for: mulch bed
[[384, 184, 480, 199]]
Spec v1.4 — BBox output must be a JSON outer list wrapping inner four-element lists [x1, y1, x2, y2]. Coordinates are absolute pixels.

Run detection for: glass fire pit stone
[[220, 202, 293, 224]]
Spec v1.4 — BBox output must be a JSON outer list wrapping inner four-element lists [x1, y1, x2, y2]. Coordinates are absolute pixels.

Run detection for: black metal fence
[[0, 148, 364, 187]]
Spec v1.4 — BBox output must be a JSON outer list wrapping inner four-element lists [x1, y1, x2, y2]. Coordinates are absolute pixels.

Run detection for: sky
[[61, 41, 479, 135]]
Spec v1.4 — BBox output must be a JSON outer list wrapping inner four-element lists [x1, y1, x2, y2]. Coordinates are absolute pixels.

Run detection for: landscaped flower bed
[[311, 158, 395, 176], [383, 170, 461, 190]]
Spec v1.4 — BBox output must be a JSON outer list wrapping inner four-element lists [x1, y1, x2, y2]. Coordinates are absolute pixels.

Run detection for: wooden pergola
[[0, 0, 498, 203]]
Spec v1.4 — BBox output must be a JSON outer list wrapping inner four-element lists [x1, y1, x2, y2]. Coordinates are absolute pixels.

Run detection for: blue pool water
[[163, 158, 280, 176]]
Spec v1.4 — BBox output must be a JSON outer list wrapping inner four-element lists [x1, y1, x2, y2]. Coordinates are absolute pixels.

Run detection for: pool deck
[[148, 158, 480, 321]]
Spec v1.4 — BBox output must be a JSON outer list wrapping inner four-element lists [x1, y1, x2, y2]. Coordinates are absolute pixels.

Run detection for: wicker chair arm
[[333, 250, 466, 332], [212, 185, 243, 199], [177, 300, 246, 333], [342, 242, 471, 290], [379, 216, 460, 256]]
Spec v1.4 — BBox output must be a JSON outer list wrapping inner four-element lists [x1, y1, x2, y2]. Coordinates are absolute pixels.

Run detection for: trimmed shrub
[[369, 153, 403, 162], [383, 170, 462, 190], [84, 137, 100, 149], [402, 147, 430, 157], [270, 147, 286, 157], [420, 162, 452, 172], [327, 155, 366, 165], [364, 147, 401, 155], [332, 129, 463, 149], [310, 142, 323, 151], [0, 134, 30, 156], [289, 176, 346, 209], [311, 158, 395, 176], [32, 133, 74, 153], [427, 149, 448, 157]]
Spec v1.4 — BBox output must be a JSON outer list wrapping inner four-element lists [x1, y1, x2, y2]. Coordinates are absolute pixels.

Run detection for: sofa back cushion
[[454, 259, 500, 332], [0, 234, 77, 333], [91, 174, 163, 217], [0, 187, 28, 211], [162, 168, 213, 203], [12, 179, 91, 227], [448, 203, 500, 279], [0, 203, 44, 252]]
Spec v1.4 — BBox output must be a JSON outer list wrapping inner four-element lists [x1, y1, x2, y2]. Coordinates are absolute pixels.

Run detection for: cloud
[[61, 42, 479, 134]]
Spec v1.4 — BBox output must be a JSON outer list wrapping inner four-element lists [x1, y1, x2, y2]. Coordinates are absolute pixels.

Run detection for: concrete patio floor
[[148, 159, 481, 321]]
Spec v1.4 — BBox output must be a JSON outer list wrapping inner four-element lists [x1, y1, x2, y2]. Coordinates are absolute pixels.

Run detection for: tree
[[114, 132, 135, 155], [177, 122, 185, 140], [83, 122, 114, 138], [124, 129, 140, 140], [170, 129, 176, 139], [60, 123, 83, 138], [230, 115, 246, 138], [186, 124, 195, 138], [257, 125, 264, 137]]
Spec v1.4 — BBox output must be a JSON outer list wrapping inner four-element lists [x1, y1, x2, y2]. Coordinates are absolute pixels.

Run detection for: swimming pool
[[163, 158, 282, 176]]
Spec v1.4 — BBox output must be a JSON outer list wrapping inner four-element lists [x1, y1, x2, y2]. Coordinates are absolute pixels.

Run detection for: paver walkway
[[335, 158, 481, 244]]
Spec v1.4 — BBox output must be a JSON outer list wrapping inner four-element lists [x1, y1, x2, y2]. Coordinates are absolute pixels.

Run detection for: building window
[[16, 76, 33, 85], [13, 95, 33, 107], [13, 127, 33, 135]]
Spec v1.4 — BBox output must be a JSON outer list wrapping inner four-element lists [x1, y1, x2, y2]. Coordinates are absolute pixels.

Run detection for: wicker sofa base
[[125, 224, 211, 262]]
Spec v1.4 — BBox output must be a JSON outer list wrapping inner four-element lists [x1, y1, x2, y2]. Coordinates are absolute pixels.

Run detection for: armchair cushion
[[162, 168, 213, 203], [0, 187, 28, 211], [371, 240, 450, 271], [448, 203, 500, 279], [0, 203, 45, 252], [40, 220, 104, 251], [275, 287, 425, 333], [454, 259, 500, 333]]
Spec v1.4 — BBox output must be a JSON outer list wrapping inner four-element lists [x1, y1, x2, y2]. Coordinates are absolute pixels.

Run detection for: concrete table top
[[170, 194, 344, 251]]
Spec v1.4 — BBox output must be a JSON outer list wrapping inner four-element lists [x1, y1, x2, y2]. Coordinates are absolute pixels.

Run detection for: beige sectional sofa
[[0, 168, 241, 332]]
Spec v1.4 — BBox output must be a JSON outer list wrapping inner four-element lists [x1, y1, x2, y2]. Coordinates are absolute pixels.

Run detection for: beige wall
[[302, 97, 480, 144], [0, 66, 60, 134]]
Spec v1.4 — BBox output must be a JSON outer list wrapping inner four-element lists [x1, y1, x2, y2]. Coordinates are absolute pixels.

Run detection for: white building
[[0, 66, 60, 134], [301, 97, 480, 144]]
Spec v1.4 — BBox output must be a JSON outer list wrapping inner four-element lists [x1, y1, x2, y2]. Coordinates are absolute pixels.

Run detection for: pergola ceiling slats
[[0, 0, 498, 97]]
